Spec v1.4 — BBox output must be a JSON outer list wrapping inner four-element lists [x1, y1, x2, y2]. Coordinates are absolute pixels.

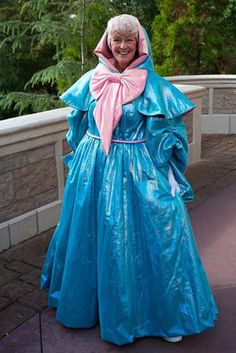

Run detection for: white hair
[[107, 14, 139, 46]]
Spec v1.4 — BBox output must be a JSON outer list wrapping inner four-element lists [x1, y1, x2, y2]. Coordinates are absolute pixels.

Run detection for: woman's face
[[110, 32, 137, 72]]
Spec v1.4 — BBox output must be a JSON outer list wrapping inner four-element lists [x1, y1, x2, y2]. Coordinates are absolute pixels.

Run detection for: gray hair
[[107, 14, 139, 47]]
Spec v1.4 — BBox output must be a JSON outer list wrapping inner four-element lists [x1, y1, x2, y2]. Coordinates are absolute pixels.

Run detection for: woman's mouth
[[118, 51, 129, 56]]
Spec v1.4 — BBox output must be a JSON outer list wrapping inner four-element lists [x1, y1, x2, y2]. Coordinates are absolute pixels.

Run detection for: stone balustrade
[[0, 84, 205, 251], [167, 75, 236, 134]]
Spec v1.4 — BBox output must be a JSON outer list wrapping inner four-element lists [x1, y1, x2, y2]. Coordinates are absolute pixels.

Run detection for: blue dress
[[41, 63, 218, 345]]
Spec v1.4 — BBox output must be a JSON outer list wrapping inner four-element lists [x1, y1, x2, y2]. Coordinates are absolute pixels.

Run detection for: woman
[[41, 14, 218, 346]]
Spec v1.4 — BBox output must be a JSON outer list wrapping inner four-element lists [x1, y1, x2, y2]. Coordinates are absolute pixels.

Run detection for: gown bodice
[[87, 101, 147, 141]]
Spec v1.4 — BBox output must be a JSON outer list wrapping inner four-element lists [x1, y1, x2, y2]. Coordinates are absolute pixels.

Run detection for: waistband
[[86, 130, 147, 144]]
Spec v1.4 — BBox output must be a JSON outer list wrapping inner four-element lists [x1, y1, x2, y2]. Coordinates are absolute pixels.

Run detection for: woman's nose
[[120, 41, 127, 48]]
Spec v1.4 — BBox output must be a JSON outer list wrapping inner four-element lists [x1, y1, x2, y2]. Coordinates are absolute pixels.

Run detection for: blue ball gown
[[41, 41, 218, 346]]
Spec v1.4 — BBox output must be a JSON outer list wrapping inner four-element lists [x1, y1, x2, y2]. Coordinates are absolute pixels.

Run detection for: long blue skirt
[[41, 134, 218, 345]]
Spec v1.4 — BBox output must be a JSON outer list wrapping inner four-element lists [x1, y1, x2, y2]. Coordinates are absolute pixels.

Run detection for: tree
[[0, 0, 158, 118], [110, 0, 157, 36], [0, 0, 58, 118], [151, 0, 236, 75]]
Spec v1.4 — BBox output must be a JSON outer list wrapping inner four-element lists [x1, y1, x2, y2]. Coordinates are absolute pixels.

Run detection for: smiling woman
[[41, 14, 218, 347]]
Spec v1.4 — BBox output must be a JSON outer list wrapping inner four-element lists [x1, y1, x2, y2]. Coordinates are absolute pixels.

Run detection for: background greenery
[[0, 0, 235, 119]]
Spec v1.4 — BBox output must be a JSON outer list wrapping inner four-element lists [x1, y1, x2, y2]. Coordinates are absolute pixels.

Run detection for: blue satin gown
[[41, 68, 218, 345]]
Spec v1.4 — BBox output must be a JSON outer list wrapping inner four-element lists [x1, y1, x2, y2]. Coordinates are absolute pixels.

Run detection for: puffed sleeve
[[146, 115, 194, 202], [59, 69, 95, 168], [63, 109, 88, 168]]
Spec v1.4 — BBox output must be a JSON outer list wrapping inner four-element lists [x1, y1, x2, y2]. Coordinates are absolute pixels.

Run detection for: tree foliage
[[151, 0, 236, 75], [0, 0, 157, 118], [2, 0, 234, 119]]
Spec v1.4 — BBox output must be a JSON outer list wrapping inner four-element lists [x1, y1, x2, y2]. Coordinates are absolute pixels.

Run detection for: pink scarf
[[90, 65, 147, 155]]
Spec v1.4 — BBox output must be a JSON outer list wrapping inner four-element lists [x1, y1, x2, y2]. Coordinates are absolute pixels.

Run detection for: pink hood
[[93, 17, 149, 71]]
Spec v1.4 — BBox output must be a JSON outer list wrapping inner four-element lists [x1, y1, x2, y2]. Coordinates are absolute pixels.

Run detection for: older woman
[[41, 14, 218, 346]]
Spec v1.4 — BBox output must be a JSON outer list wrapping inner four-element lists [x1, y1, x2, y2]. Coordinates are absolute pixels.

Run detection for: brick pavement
[[0, 229, 53, 339], [186, 134, 236, 210], [0, 134, 235, 352]]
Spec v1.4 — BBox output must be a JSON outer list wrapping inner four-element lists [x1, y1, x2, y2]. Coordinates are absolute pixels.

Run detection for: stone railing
[[167, 75, 236, 134], [0, 84, 205, 251]]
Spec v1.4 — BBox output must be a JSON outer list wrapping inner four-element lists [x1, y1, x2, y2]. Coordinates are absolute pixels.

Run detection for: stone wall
[[0, 108, 69, 251], [213, 88, 236, 115], [0, 85, 204, 251], [0, 145, 58, 223], [183, 112, 193, 143], [167, 75, 236, 134]]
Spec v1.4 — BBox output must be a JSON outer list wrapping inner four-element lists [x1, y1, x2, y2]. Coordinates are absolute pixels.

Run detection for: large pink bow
[[90, 64, 147, 155]]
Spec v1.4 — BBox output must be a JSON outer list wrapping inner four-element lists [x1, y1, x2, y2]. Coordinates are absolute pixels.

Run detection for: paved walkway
[[0, 134, 236, 353]]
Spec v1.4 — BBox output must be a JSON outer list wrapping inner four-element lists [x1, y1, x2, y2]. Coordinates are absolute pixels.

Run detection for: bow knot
[[109, 73, 122, 84], [90, 64, 147, 155]]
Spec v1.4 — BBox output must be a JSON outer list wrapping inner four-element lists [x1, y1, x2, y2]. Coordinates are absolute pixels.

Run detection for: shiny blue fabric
[[41, 33, 218, 346]]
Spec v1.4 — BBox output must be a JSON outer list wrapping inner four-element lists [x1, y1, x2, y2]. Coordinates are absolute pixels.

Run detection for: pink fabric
[[90, 17, 149, 155], [90, 64, 147, 155]]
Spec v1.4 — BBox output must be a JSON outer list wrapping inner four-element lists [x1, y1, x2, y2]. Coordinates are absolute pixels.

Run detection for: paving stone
[[191, 182, 224, 207], [0, 279, 34, 301], [0, 296, 11, 310], [224, 145, 236, 154], [0, 228, 53, 265], [0, 258, 7, 265], [18, 288, 48, 311], [201, 135, 236, 153], [0, 261, 20, 286], [41, 308, 104, 353], [21, 250, 46, 269], [0, 303, 36, 338], [0, 242, 30, 262], [186, 163, 227, 192], [206, 155, 236, 170], [190, 182, 236, 289], [214, 170, 236, 189], [0, 314, 41, 353], [205, 143, 232, 155], [19, 230, 53, 268], [22, 227, 53, 253], [4, 261, 35, 274], [201, 134, 224, 145], [19, 268, 41, 287]]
